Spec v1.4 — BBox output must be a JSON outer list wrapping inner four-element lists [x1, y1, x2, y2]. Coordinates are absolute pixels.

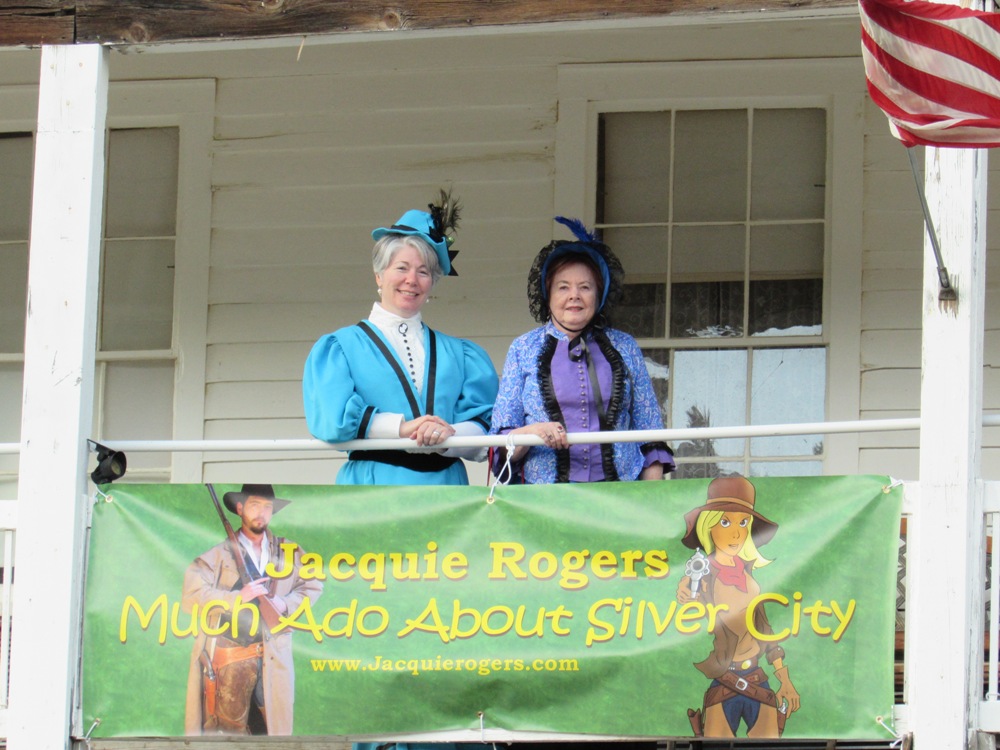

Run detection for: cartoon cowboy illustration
[[676, 475, 801, 738]]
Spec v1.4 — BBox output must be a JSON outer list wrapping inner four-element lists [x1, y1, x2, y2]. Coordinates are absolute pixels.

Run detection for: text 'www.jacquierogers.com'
[[311, 656, 581, 676]]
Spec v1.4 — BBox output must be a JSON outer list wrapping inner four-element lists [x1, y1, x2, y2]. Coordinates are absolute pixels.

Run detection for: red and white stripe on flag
[[860, 0, 1000, 147]]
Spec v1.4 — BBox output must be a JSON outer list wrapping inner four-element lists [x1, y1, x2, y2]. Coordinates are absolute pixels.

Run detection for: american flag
[[860, 0, 1000, 147]]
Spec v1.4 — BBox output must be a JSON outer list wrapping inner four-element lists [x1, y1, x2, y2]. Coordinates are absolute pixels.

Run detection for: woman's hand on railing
[[401, 415, 455, 447]]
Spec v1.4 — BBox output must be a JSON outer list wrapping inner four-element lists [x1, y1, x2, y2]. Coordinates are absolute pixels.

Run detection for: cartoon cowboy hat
[[680, 475, 778, 550]]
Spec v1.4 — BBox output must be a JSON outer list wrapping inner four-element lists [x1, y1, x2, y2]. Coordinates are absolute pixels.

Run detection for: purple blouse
[[498, 330, 673, 483]]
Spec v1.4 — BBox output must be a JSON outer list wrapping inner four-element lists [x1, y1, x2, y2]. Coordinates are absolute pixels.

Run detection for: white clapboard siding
[[864, 212, 925, 255], [6, 13, 1000, 487], [862, 246, 927, 273], [216, 102, 556, 146], [207, 341, 315, 382], [858, 446, 922, 478], [217, 68, 554, 117], [857, 411, 921, 448], [211, 219, 546, 270], [203, 31, 560, 467], [861, 289, 922, 330], [861, 369, 922, 412], [205, 380, 304, 420], [863, 268, 923, 294], [211, 180, 554, 233], [860, 92, 1000, 480], [204, 417, 314, 439], [861, 329, 921, 370], [203, 455, 346, 484]]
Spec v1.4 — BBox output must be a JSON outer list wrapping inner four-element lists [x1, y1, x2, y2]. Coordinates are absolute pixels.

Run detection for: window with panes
[[0, 128, 178, 495], [599, 108, 827, 479]]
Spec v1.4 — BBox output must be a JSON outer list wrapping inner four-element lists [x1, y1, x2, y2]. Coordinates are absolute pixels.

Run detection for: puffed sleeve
[[302, 332, 376, 443], [450, 339, 500, 431], [489, 338, 529, 435]]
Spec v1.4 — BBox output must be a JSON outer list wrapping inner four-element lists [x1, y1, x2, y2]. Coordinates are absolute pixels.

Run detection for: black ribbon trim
[[425, 329, 437, 417], [357, 321, 422, 419], [537, 335, 571, 483], [349, 450, 459, 473], [591, 330, 627, 481], [357, 405, 376, 441]]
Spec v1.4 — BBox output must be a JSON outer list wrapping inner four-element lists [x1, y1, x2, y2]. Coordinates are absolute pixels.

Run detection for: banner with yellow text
[[82, 476, 901, 740]]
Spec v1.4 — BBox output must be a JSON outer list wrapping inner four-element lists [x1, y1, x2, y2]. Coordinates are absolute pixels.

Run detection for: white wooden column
[[8, 45, 109, 750], [908, 144, 987, 749]]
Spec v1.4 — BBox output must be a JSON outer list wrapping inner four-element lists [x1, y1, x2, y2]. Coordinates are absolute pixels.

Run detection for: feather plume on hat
[[372, 188, 464, 276], [526, 216, 625, 326]]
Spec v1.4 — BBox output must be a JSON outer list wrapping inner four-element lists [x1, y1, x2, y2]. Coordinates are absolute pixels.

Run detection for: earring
[[377, 287, 382, 295]]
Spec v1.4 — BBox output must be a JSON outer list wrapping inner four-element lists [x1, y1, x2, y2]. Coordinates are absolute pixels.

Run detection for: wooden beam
[[0, 1, 74, 46], [0, 0, 856, 47]]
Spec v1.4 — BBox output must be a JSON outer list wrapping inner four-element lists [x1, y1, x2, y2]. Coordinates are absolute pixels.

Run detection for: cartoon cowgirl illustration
[[676, 475, 801, 738]]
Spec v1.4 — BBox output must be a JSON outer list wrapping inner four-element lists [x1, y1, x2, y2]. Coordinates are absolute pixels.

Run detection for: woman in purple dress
[[490, 218, 674, 483]]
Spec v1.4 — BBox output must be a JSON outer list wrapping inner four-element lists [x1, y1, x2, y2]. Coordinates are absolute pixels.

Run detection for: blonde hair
[[695, 509, 772, 568]]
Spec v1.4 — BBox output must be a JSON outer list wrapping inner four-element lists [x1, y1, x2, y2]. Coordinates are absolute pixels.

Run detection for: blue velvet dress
[[303, 319, 498, 485]]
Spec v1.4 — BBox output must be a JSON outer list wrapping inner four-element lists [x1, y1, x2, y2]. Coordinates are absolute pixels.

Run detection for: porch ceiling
[[1, 0, 855, 47]]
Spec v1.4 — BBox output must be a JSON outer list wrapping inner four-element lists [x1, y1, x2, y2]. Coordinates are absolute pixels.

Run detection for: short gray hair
[[372, 235, 443, 285]]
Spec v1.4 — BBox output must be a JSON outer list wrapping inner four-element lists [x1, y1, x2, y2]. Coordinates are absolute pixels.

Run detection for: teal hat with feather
[[371, 189, 461, 276]]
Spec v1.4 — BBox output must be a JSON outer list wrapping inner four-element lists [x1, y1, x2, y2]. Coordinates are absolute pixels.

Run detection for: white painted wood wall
[[0, 15, 996, 483], [860, 100, 1000, 479], [1, 8, 999, 750]]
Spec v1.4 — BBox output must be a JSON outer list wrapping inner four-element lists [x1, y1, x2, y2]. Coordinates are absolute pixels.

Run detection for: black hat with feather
[[527, 216, 624, 326]]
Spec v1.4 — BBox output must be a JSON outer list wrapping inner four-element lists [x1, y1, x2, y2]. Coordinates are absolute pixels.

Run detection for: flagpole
[[905, 147, 956, 302]]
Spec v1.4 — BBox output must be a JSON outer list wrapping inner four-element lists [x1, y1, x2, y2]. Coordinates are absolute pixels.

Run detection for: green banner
[[82, 476, 901, 740]]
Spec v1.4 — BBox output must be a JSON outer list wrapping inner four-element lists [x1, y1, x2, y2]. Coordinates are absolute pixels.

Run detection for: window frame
[[101, 80, 214, 482], [0, 79, 213, 488], [554, 59, 866, 474]]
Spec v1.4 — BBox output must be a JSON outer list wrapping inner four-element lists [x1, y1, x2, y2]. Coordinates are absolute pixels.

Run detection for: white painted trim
[[908, 145, 988, 748], [8, 44, 109, 750], [104, 79, 215, 482]]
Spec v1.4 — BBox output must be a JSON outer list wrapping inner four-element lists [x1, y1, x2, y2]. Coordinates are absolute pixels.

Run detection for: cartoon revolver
[[685, 548, 710, 598]]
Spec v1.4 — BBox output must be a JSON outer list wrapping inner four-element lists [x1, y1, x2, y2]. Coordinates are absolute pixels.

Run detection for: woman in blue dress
[[490, 217, 674, 483], [303, 191, 498, 486]]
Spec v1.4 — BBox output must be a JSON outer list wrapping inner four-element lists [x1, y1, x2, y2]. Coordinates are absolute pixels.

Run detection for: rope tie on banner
[[875, 715, 905, 749], [882, 477, 905, 494], [82, 718, 101, 749], [477, 710, 498, 748], [93, 487, 113, 504], [486, 434, 516, 503]]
